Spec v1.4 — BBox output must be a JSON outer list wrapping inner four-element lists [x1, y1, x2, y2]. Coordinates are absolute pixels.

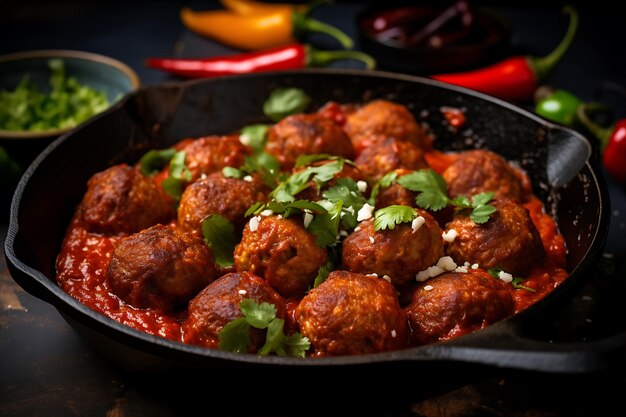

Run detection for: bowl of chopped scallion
[[0, 49, 140, 167]]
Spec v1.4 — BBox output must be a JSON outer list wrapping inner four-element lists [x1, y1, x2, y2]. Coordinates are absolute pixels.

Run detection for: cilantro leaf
[[240, 299, 276, 329], [373, 205, 416, 231], [258, 318, 310, 358], [238, 124, 269, 151], [307, 201, 342, 247], [295, 154, 340, 168], [313, 261, 334, 288], [263, 87, 311, 122], [222, 166, 243, 179], [218, 317, 250, 353], [161, 150, 192, 201], [470, 204, 496, 224], [270, 159, 344, 202], [368, 171, 398, 204], [201, 214, 238, 268], [139, 148, 176, 177], [472, 192, 494, 207], [239, 151, 282, 189], [397, 169, 449, 211], [322, 178, 367, 229], [512, 276, 537, 293]]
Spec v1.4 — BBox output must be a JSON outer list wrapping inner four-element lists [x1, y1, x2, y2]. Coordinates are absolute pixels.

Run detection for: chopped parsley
[[139, 148, 176, 177], [238, 124, 269, 151], [0, 59, 110, 132], [161, 150, 192, 201], [218, 299, 310, 357]]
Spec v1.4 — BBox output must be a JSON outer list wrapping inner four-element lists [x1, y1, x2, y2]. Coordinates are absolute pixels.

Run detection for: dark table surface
[[2, 1, 626, 416]]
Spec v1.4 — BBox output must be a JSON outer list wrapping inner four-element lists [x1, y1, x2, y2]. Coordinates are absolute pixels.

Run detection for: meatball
[[233, 215, 328, 298], [78, 164, 174, 235], [343, 99, 427, 154], [265, 113, 355, 170], [342, 211, 444, 289], [442, 149, 530, 202], [183, 271, 286, 352], [444, 199, 545, 276], [178, 172, 268, 236], [296, 270, 408, 357], [108, 224, 218, 312], [355, 137, 429, 183], [179, 135, 251, 183], [404, 269, 514, 346]]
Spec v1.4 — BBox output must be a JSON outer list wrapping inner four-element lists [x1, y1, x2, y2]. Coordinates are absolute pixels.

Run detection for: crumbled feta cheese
[[411, 215, 426, 232], [471, 263, 479, 269], [464, 262, 471, 267], [381, 275, 392, 283], [454, 266, 468, 273], [442, 229, 458, 242], [436, 256, 457, 271], [238, 289, 247, 295], [366, 273, 378, 277], [354, 226, 361, 232], [391, 329, 397, 338], [357, 203, 375, 221], [303, 212, 314, 228], [369, 236, 375, 243], [260, 209, 273, 216], [357, 180, 368, 193], [498, 270, 513, 283], [238, 134, 251, 146], [339, 230, 348, 237], [424, 285, 434, 291], [318, 200, 335, 211], [249, 216, 260, 232], [344, 206, 355, 215], [415, 265, 445, 281], [243, 175, 253, 182]]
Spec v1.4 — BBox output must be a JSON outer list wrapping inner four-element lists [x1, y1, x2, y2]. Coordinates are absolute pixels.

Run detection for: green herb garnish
[[218, 299, 310, 357], [238, 124, 269, 151], [263, 87, 311, 122], [0, 59, 110, 132], [201, 214, 238, 268], [487, 268, 536, 293], [139, 148, 176, 177], [161, 150, 191, 201], [373, 205, 417, 231]]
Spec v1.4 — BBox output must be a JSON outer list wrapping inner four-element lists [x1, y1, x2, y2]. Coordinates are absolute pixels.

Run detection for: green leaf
[[373, 205, 416, 231], [270, 159, 344, 202], [512, 277, 537, 293], [450, 195, 471, 209], [222, 166, 243, 179], [240, 299, 276, 329], [258, 318, 310, 358], [263, 87, 311, 122], [295, 153, 338, 168], [313, 261, 334, 288], [323, 178, 367, 229], [239, 124, 269, 151], [397, 169, 449, 211], [139, 148, 176, 177], [218, 317, 250, 353], [239, 151, 282, 189], [307, 200, 342, 247], [201, 214, 238, 268], [470, 204, 496, 224], [368, 171, 398, 204], [472, 192, 494, 207]]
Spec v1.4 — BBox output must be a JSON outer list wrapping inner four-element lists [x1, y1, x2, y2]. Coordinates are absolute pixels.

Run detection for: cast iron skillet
[[3, 69, 621, 402]]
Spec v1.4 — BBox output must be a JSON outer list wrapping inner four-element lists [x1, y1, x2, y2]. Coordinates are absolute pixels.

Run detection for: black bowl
[[357, 2, 511, 74], [3, 69, 617, 404]]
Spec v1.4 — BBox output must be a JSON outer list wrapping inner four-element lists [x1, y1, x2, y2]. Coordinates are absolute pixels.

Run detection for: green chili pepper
[[534, 86, 583, 127]]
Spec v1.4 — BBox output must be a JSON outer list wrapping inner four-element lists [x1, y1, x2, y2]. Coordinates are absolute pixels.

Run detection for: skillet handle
[[407, 319, 626, 373]]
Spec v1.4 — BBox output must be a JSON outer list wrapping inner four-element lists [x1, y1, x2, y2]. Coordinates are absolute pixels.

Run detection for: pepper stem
[[306, 46, 376, 70], [293, 11, 354, 49], [576, 102, 613, 151], [528, 6, 578, 82]]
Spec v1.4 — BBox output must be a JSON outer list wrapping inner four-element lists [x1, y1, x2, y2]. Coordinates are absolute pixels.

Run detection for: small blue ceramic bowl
[[0, 49, 140, 168]]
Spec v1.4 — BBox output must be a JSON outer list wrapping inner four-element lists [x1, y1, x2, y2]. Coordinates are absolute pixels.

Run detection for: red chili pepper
[[431, 6, 578, 102], [145, 43, 376, 78], [577, 103, 626, 184]]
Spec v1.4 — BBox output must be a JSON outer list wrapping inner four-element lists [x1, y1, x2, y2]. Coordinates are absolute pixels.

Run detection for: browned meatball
[[404, 269, 514, 346], [233, 215, 328, 298], [183, 271, 286, 352], [265, 113, 355, 170], [342, 211, 444, 289], [343, 99, 427, 154], [108, 224, 218, 312], [296, 270, 408, 357], [355, 137, 429, 183], [444, 199, 545, 276], [179, 135, 251, 183], [78, 163, 174, 236], [442, 149, 530, 202], [178, 172, 268, 236]]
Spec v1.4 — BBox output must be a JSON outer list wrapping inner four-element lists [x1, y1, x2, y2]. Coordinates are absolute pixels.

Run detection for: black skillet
[[3, 69, 620, 405]]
